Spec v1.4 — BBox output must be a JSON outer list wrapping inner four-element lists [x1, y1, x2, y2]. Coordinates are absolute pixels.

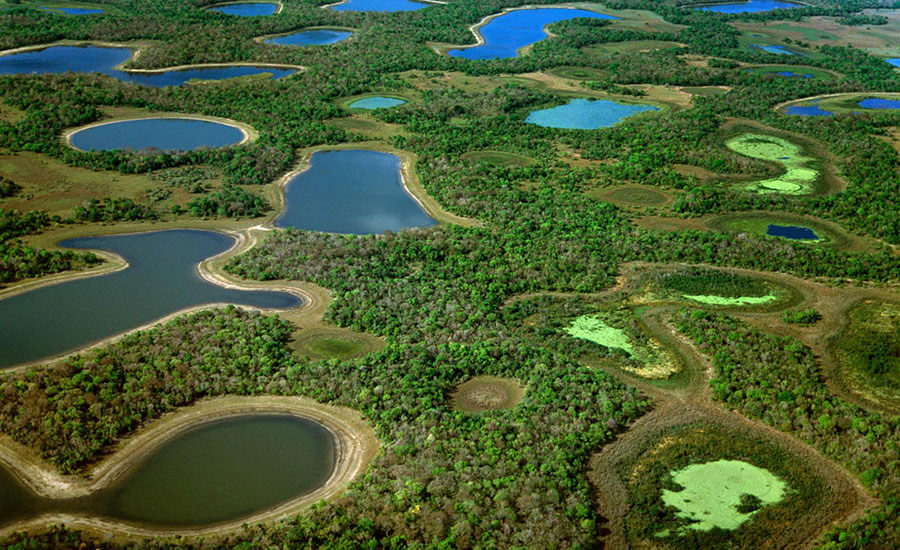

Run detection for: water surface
[[752, 44, 794, 55], [0, 45, 295, 86], [348, 96, 406, 109], [276, 150, 437, 234], [69, 118, 245, 152], [695, 0, 797, 13], [331, 0, 427, 12], [775, 71, 812, 78], [209, 2, 277, 16], [266, 29, 352, 46], [0, 230, 300, 369], [785, 104, 832, 116], [858, 98, 900, 110], [887, 59, 900, 67], [767, 224, 819, 240], [40, 6, 103, 14], [448, 8, 618, 60], [525, 98, 658, 129]]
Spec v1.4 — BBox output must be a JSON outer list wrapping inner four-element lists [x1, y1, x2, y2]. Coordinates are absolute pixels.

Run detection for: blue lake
[[69, 118, 246, 152], [0, 230, 300, 369], [449, 8, 617, 60], [767, 224, 819, 240], [209, 2, 278, 16], [696, 0, 797, 13], [886, 59, 900, 67], [348, 96, 406, 109], [785, 105, 833, 116], [858, 98, 900, 110], [276, 150, 437, 234], [0, 45, 295, 86], [775, 71, 812, 78], [40, 6, 103, 14], [525, 98, 658, 129], [752, 44, 794, 55], [331, 0, 427, 12], [266, 29, 352, 46]]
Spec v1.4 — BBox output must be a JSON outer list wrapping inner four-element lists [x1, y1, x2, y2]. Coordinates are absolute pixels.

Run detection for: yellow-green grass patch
[[832, 300, 900, 413], [291, 327, 384, 361], [725, 133, 819, 195], [707, 212, 875, 252], [0, 102, 26, 123], [679, 86, 729, 96], [452, 376, 525, 412], [547, 66, 608, 80], [461, 150, 535, 167]]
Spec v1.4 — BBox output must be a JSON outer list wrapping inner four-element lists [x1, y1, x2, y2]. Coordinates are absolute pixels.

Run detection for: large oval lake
[[208, 2, 278, 16], [526, 98, 658, 129], [68, 118, 246, 152], [276, 150, 437, 234], [0, 230, 300, 369], [0, 415, 336, 529], [330, 0, 428, 12], [449, 8, 618, 60], [266, 29, 352, 46], [0, 45, 295, 86]]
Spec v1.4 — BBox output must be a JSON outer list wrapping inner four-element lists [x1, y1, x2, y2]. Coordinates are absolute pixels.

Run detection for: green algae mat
[[566, 315, 635, 355], [660, 459, 787, 533], [565, 314, 678, 379], [726, 134, 818, 195], [682, 293, 778, 306]]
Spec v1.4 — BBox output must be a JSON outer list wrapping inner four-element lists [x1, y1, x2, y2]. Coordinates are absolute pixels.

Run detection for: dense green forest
[[2, 0, 900, 546]]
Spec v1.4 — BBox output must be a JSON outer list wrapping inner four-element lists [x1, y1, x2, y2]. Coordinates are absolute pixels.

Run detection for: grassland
[[590, 185, 673, 208], [583, 40, 686, 56], [706, 212, 880, 253], [725, 133, 819, 195], [744, 64, 838, 81], [779, 92, 900, 115], [291, 326, 384, 361], [451, 376, 525, 412]]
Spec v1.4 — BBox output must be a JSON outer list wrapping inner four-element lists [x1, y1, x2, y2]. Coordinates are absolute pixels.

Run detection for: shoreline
[[62, 113, 257, 151], [253, 25, 356, 44], [320, 0, 445, 10], [0, 395, 378, 538], [203, 0, 284, 15]]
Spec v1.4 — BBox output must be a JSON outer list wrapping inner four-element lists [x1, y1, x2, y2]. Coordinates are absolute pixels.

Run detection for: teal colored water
[[0, 45, 295, 86], [276, 150, 437, 234], [0, 415, 336, 529], [209, 2, 277, 15], [0, 230, 300, 369], [69, 118, 245, 152], [525, 98, 658, 129], [448, 8, 618, 60], [40, 6, 103, 14], [266, 29, 352, 45], [752, 44, 794, 55], [348, 96, 406, 109], [696, 0, 797, 13], [331, 0, 427, 11]]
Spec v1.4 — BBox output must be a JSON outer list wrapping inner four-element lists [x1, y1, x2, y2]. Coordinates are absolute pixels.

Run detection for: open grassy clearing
[[725, 133, 819, 195], [0, 102, 25, 123], [831, 300, 900, 413], [781, 92, 900, 115], [583, 40, 686, 56], [736, 13, 900, 58], [744, 64, 838, 81], [707, 211, 881, 253], [325, 116, 408, 139], [451, 376, 525, 413], [590, 185, 673, 208], [461, 150, 535, 167], [546, 66, 608, 80], [290, 326, 384, 361], [736, 32, 820, 59], [679, 85, 730, 96]]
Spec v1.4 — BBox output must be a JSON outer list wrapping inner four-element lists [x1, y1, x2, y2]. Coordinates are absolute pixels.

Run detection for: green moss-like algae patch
[[661, 459, 787, 534], [565, 314, 678, 379], [725, 134, 818, 195], [682, 293, 778, 306], [566, 315, 634, 354]]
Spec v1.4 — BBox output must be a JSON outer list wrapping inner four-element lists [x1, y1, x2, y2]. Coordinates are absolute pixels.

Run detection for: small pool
[[69, 118, 246, 152], [330, 0, 428, 12], [767, 224, 819, 240], [695, 0, 798, 13], [347, 96, 406, 109], [525, 98, 658, 130], [785, 105, 833, 116], [40, 6, 103, 14], [208, 2, 278, 16], [858, 98, 900, 110], [752, 44, 794, 55], [775, 71, 812, 78], [265, 29, 352, 46], [448, 8, 618, 60]]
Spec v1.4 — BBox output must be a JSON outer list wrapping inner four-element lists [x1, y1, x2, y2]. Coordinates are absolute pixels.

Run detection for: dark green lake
[[0, 414, 336, 528], [0, 230, 300, 369]]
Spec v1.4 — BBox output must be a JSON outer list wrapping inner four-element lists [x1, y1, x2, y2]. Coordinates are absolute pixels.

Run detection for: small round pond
[[208, 2, 278, 16], [276, 150, 437, 234], [448, 8, 618, 60], [0, 45, 296, 86], [329, 0, 428, 12], [68, 118, 246, 152], [0, 230, 301, 369], [266, 29, 352, 46], [526, 98, 658, 129], [766, 224, 820, 241], [347, 96, 406, 110], [694, 0, 798, 13]]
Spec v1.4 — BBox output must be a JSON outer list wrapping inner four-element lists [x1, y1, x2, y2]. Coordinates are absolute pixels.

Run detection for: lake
[[886, 59, 900, 67], [347, 96, 406, 109], [40, 6, 103, 14], [776, 71, 812, 78], [330, 0, 428, 12], [266, 29, 352, 46], [695, 0, 797, 13], [785, 104, 833, 116], [449, 8, 618, 60], [767, 224, 820, 240], [858, 98, 900, 110], [525, 98, 658, 129], [0, 230, 300, 369], [276, 150, 437, 234], [68, 118, 246, 152], [0, 45, 295, 86], [209, 2, 278, 16], [752, 44, 794, 55]]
